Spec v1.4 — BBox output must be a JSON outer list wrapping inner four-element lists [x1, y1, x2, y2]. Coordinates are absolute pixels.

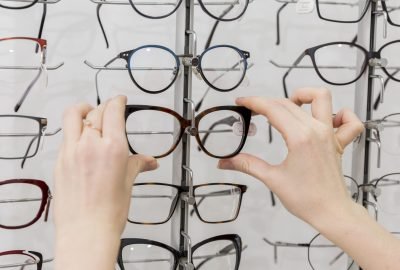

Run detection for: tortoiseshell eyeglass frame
[[124, 105, 251, 159]]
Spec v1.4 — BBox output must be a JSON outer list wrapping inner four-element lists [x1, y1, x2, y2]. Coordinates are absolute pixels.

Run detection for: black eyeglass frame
[[118, 234, 242, 270], [130, 182, 247, 225], [282, 40, 400, 98]]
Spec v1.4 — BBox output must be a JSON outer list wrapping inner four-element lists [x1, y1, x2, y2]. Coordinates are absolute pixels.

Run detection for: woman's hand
[[54, 96, 158, 270], [218, 88, 364, 227]]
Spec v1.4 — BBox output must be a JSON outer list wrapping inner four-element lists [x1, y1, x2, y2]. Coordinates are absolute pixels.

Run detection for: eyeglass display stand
[[171, 0, 195, 269], [350, 2, 379, 270]]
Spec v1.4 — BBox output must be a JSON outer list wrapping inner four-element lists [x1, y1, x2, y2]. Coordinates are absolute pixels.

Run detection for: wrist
[[55, 222, 121, 270]]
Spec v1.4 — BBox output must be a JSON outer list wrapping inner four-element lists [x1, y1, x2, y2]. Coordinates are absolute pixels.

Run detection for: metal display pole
[[171, 0, 194, 268], [350, 1, 378, 270]]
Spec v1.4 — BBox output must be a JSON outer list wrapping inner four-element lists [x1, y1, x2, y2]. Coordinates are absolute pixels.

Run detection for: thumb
[[333, 109, 364, 149], [218, 153, 279, 187], [127, 154, 159, 184]]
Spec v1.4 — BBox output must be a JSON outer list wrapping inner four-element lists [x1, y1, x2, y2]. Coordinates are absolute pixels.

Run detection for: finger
[[81, 101, 108, 139], [290, 88, 333, 127], [235, 97, 303, 142], [126, 154, 159, 185], [102, 96, 127, 140], [218, 153, 280, 189], [62, 103, 93, 144], [333, 109, 364, 148], [275, 99, 313, 125]]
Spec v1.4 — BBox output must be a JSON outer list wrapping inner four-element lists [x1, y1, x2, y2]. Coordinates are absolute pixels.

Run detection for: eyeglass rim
[[315, 0, 371, 23], [0, 37, 47, 51], [128, 0, 249, 21], [0, 179, 49, 230], [121, 44, 249, 94], [122, 45, 181, 94], [118, 234, 242, 270], [198, 44, 250, 92], [0, 0, 39, 9], [378, 40, 400, 82], [0, 250, 43, 269], [124, 105, 251, 159], [0, 115, 46, 160], [129, 182, 247, 224], [306, 41, 369, 86], [307, 233, 354, 270]]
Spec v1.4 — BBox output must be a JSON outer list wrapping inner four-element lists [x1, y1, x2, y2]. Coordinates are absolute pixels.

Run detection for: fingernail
[[218, 160, 233, 170]]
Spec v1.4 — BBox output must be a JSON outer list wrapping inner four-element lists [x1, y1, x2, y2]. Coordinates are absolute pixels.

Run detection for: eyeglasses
[[264, 231, 400, 270], [274, 0, 400, 45], [124, 104, 253, 159], [129, 182, 247, 225], [280, 40, 400, 98], [0, 115, 61, 168], [345, 173, 400, 222], [0, 37, 47, 112], [364, 113, 400, 167], [0, 179, 51, 229], [94, 0, 250, 48], [0, 250, 42, 270], [118, 234, 242, 270], [86, 44, 250, 102]]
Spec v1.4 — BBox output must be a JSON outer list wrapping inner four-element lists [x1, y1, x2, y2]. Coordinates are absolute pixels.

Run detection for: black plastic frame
[[118, 234, 242, 270], [282, 40, 400, 98]]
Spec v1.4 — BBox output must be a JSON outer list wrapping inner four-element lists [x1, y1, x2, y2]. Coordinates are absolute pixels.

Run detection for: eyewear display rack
[[352, 1, 380, 270], [172, 0, 195, 268]]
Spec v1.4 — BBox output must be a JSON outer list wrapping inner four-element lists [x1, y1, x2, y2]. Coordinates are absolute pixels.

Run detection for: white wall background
[[0, 0, 399, 269]]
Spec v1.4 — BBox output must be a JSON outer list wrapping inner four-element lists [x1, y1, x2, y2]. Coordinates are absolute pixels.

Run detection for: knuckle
[[103, 138, 126, 158], [317, 88, 332, 100], [239, 159, 251, 174]]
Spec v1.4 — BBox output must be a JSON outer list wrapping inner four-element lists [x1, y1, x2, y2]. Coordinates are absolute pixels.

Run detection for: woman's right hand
[[218, 88, 364, 228]]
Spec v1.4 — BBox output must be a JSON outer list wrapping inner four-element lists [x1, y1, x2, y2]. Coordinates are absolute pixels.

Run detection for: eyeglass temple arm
[[282, 51, 306, 98], [374, 69, 400, 110], [197, 116, 238, 152], [204, 4, 235, 50], [21, 128, 61, 168], [195, 244, 248, 270], [275, 3, 289, 46], [96, 1, 110, 49], [263, 237, 310, 263], [14, 65, 45, 112], [35, 3, 47, 53], [92, 56, 121, 105], [195, 62, 254, 112]]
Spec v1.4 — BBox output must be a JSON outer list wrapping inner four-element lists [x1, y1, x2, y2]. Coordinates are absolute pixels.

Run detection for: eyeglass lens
[[316, 0, 369, 22], [128, 46, 178, 93], [308, 234, 352, 270], [0, 253, 39, 270], [128, 184, 179, 224], [313, 43, 364, 85], [0, 117, 41, 159], [0, 182, 43, 228], [0, 39, 43, 94], [200, 46, 247, 91]]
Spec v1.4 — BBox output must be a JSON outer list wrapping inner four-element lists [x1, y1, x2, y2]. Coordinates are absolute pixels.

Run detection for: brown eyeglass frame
[[130, 182, 248, 225], [124, 105, 251, 159], [0, 179, 51, 229]]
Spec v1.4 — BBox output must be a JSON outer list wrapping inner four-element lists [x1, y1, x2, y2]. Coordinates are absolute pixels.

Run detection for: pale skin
[[54, 90, 400, 270]]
